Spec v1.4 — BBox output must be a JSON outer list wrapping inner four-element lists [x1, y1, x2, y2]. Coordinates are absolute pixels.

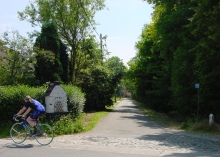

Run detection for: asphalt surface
[[1, 98, 220, 156]]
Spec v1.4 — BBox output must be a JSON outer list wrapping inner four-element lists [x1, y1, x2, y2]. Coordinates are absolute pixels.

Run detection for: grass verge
[[81, 111, 108, 131], [133, 100, 220, 136], [133, 100, 181, 129]]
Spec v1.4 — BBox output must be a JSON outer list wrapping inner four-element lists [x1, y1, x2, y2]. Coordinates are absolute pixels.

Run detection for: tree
[[105, 56, 126, 99], [59, 40, 69, 83], [34, 22, 64, 84], [79, 65, 115, 111], [75, 36, 103, 83], [189, 0, 220, 117], [18, 0, 105, 83], [129, 0, 220, 120], [0, 30, 35, 85]]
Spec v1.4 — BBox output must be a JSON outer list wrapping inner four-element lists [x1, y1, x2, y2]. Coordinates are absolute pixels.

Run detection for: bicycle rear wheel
[[35, 123, 54, 146], [10, 122, 27, 144]]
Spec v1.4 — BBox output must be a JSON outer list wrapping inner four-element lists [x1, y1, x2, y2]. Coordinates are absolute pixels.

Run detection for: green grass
[[81, 111, 108, 131]]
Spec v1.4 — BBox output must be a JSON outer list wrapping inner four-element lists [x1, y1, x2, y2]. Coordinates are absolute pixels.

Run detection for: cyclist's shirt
[[24, 99, 45, 112]]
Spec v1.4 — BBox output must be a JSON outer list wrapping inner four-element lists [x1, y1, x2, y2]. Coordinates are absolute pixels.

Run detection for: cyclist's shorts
[[30, 111, 46, 119]]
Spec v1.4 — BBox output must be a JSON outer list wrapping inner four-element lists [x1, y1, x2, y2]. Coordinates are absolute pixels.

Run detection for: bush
[[52, 114, 84, 135], [0, 85, 46, 123], [0, 84, 85, 122], [62, 85, 85, 119], [79, 66, 115, 111]]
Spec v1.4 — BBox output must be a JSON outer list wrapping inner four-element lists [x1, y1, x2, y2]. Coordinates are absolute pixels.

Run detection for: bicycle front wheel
[[10, 122, 27, 144], [35, 123, 54, 146]]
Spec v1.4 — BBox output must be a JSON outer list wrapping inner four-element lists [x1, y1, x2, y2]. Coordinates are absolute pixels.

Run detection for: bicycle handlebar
[[14, 115, 25, 122]]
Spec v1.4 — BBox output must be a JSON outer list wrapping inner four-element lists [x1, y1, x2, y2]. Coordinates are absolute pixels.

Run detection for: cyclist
[[13, 95, 45, 135]]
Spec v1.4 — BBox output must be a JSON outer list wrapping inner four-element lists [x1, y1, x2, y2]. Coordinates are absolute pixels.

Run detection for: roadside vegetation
[[0, 98, 120, 138], [0, 111, 109, 138], [134, 100, 220, 137], [126, 1, 220, 126]]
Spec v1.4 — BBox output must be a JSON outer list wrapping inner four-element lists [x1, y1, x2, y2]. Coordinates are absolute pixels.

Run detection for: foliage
[[79, 65, 114, 111], [0, 85, 46, 123], [74, 36, 103, 83], [74, 55, 125, 111], [0, 84, 84, 123], [189, 0, 220, 118], [62, 85, 85, 119], [59, 40, 69, 83], [34, 22, 68, 84], [0, 31, 35, 85], [52, 114, 84, 135], [127, 0, 220, 121], [0, 123, 13, 138], [0, 107, 109, 138], [105, 56, 126, 98], [18, 0, 105, 83]]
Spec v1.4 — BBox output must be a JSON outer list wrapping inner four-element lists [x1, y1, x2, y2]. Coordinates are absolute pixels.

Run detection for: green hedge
[[62, 85, 85, 119], [0, 84, 85, 123]]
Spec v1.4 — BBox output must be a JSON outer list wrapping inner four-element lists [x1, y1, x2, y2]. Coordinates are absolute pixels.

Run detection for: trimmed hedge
[[0, 84, 85, 123]]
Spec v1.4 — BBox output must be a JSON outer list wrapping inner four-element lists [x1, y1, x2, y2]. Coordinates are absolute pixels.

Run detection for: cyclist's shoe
[[31, 129, 38, 137], [38, 132, 46, 136]]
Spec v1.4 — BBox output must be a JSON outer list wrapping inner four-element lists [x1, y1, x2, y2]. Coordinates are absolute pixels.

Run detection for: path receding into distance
[[1, 98, 220, 157]]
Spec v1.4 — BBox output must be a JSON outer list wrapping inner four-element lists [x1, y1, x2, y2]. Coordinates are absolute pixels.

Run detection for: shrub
[[62, 85, 85, 119], [0, 85, 46, 122], [52, 114, 84, 135], [0, 84, 85, 122], [79, 66, 115, 111]]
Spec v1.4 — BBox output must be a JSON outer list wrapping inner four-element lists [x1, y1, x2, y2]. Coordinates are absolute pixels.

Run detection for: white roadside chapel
[[44, 81, 68, 116]]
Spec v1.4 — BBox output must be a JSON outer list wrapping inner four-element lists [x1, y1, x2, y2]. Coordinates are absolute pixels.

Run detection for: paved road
[[1, 98, 220, 156]]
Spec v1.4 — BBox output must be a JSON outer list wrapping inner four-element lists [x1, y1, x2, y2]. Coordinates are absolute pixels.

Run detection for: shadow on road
[[137, 132, 220, 153], [113, 98, 220, 154], [5, 143, 34, 149], [163, 152, 220, 157]]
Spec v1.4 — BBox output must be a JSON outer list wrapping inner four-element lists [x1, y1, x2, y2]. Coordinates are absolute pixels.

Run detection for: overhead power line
[[78, 1, 108, 56]]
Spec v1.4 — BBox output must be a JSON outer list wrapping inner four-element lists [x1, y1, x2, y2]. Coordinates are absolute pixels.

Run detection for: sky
[[0, 0, 153, 66]]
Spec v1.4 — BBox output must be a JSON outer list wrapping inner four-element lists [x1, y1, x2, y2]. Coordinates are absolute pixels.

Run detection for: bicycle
[[10, 115, 54, 146]]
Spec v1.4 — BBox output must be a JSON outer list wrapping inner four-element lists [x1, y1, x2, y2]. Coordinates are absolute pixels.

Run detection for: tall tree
[[129, 0, 220, 120], [59, 40, 69, 83], [34, 22, 63, 84], [190, 0, 220, 117], [18, 0, 105, 83]]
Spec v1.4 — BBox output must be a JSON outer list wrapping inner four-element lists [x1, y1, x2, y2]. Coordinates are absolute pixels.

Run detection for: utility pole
[[100, 34, 103, 60], [100, 33, 107, 61], [195, 83, 200, 121]]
